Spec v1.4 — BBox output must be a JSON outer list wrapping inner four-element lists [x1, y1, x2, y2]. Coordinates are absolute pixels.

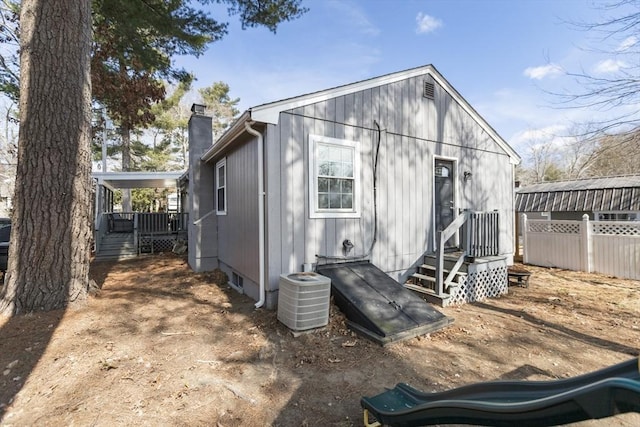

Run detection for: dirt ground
[[0, 254, 639, 427]]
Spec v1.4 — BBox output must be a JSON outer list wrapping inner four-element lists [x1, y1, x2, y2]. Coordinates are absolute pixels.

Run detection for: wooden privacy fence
[[522, 214, 640, 280]]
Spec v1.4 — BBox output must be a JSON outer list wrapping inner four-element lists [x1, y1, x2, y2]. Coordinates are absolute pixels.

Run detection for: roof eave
[[201, 110, 253, 163], [249, 64, 521, 163]]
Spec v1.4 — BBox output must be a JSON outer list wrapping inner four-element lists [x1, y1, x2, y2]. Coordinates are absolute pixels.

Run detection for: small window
[[216, 158, 227, 215], [309, 135, 360, 218], [596, 212, 637, 221], [231, 272, 243, 289], [435, 165, 450, 178]]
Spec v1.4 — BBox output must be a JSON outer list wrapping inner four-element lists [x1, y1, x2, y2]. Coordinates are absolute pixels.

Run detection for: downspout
[[244, 121, 266, 308]]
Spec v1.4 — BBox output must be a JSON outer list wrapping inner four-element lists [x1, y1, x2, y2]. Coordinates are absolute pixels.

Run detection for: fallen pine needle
[[161, 331, 194, 336]]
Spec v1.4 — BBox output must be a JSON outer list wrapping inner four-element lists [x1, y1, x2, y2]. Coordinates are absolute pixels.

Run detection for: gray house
[[186, 65, 521, 309]]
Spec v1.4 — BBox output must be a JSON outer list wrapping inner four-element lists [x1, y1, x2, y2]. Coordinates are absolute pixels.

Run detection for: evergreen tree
[[199, 81, 240, 140], [0, 0, 307, 314]]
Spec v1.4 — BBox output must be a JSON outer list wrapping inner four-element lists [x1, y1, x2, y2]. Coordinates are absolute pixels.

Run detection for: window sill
[[309, 211, 361, 219]]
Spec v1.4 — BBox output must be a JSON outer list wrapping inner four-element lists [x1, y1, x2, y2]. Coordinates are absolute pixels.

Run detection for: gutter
[[243, 121, 266, 309]]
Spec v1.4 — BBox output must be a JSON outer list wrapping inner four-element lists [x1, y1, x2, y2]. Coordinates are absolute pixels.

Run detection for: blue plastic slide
[[361, 357, 640, 426]]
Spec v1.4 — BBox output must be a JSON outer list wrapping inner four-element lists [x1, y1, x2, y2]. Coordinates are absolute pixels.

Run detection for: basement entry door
[[434, 159, 456, 249]]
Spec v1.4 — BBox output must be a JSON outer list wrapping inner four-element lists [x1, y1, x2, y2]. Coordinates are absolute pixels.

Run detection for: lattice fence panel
[[592, 221, 640, 236], [528, 221, 580, 234], [447, 265, 508, 306], [524, 218, 639, 280], [140, 237, 177, 254]]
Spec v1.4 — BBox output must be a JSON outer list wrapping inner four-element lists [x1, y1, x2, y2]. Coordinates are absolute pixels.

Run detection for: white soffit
[[93, 171, 184, 189]]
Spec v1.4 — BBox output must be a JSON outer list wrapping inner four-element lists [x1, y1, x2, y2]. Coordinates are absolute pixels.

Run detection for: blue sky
[[177, 0, 637, 159]]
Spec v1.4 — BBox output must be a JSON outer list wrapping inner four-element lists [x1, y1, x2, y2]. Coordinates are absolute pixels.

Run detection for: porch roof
[[93, 171, 185, 190], [515, 175, 640, 212]]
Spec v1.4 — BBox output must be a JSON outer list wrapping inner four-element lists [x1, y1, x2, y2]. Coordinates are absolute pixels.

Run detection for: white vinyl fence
[[522, 214, 640, 280]]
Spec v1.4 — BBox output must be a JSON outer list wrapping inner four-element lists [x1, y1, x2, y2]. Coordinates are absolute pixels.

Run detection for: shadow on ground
[[0, 258, 119, 421]]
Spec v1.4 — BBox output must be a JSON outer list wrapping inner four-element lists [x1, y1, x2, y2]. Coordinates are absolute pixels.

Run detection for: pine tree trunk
[[0, 0, 93, 314]]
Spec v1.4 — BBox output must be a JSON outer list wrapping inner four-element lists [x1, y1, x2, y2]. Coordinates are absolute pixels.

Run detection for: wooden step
[[404, 282, 436, 294], [403, 283, 450, 307], [411, 272, 436, 283], [423, 255, 470, 274], [418, 264, 467, 276], [411, 273, 460, 291]]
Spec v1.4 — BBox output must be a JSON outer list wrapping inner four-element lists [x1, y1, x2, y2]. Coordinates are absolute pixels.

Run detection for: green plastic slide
[[362, 357, 640, 426]]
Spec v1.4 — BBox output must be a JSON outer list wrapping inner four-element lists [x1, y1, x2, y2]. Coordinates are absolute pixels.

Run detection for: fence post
[[522, 214, 528, 264], [581, 214, 592, 273]]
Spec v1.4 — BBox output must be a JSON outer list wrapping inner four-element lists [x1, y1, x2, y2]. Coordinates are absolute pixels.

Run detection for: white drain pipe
[[244, 121, 266, 308]]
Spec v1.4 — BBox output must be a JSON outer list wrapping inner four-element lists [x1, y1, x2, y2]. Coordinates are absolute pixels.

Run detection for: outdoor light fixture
[[191, 103, 206, 115], [464, 171, 473, 182]]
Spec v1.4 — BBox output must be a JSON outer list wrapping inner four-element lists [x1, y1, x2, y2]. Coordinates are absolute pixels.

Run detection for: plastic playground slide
[[361, 357, 640, 426]]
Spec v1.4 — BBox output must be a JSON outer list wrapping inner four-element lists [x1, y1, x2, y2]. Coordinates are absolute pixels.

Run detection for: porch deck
[[95, 212, 188, 260], [405, 210, 508, 306]]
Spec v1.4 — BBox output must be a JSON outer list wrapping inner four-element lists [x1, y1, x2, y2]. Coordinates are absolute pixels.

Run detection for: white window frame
[[216, 158, 227, 215], [308, 134, 361, 219]]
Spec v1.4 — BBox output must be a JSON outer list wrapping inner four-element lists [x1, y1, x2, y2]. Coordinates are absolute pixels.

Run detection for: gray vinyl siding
[[265, 74, 514, 288], [217, 138, 260, 284]]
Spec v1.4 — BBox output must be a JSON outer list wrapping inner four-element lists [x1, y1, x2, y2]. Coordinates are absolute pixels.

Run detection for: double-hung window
[[309, 134, 360, 218], [216, 158, 227, 215]]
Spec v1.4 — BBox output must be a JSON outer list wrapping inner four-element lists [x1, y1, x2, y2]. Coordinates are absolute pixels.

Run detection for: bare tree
[[517, 131, 566, 184], [525, 1, 640, 180], [587, 131, 640, 176], [557, 1, 640, 141]]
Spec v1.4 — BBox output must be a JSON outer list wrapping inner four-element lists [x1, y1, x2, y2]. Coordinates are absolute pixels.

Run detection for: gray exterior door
[[434, 159, 456, 248]]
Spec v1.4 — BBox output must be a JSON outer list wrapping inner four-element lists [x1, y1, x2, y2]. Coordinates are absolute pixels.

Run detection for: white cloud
[[616, 36, 637, 52], [511, 124, 569, 148], [328, 0, 380, 36], [593, 59, 627, 74], [523, 64, 563, 80], [415, 12, 442, 34]]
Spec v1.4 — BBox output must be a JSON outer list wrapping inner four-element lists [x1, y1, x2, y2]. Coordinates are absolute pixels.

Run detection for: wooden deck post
[[435, 231, 445, 296]]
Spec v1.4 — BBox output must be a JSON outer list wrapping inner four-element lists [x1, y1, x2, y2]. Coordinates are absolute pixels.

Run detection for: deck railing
[[463, 210, 500, 258], [435, 210, 500, 296], [95, 212, 189, 255]]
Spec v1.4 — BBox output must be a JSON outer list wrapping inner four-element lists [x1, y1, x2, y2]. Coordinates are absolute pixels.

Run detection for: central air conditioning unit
[[277, 272, 331, 331]]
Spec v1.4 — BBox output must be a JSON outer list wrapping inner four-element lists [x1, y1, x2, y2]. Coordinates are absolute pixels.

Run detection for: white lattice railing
[[527, 221, 580, 234], [523, 215, 640, 280], [448, 263, 508, 306], [592, 221, 640, 236]]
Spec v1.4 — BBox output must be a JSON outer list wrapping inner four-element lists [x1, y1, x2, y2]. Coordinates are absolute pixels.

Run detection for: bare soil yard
[[1, 254, 639, 426]]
